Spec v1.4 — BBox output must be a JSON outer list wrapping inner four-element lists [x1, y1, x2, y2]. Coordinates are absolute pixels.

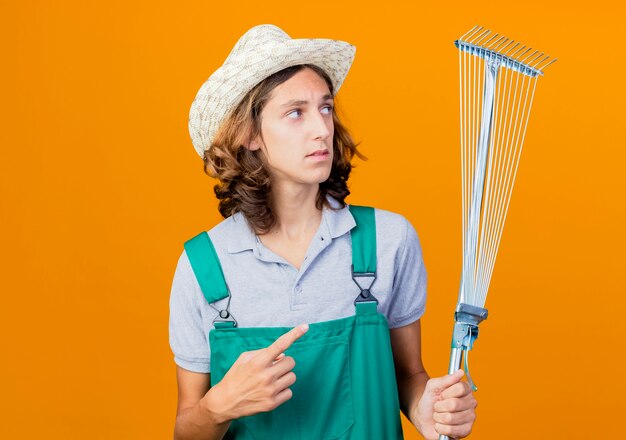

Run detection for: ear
[[245, 135, 262, 152]]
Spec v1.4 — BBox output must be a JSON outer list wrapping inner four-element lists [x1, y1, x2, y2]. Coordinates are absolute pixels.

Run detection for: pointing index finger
[[262, 324, 309, 362]]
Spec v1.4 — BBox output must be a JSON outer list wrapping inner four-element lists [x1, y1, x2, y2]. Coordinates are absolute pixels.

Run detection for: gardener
[[169, 24, 477, 440]]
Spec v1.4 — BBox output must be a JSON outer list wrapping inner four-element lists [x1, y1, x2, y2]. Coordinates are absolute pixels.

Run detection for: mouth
[[306, 149, 330, 158]]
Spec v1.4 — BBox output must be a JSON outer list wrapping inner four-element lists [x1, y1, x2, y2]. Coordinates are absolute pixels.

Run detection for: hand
[[412, 369, 477, 440], [207, 323, 309, 422]]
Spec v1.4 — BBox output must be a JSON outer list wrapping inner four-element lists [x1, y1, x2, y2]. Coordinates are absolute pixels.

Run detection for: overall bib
[[184, 206, 405, 440]]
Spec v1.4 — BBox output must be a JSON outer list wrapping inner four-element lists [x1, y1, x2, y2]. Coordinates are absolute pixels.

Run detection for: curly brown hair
[[203, 64, 366, 234]]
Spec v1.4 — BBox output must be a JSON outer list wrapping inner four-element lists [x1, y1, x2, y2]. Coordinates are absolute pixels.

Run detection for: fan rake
[[439, 25, 557, 440]]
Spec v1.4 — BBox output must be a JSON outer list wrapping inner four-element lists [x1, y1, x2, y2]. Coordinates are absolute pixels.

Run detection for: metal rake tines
[[455, 25, 557, 77], [455, 25, 557, 308]]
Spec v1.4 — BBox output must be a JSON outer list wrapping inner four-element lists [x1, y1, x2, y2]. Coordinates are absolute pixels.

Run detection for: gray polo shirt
[[168, 197, 428, 373]]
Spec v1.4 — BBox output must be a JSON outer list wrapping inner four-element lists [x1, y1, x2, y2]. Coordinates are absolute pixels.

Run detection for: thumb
[[425, 369, 465, 395]]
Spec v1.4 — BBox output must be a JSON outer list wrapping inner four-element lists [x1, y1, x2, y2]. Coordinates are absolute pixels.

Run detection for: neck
[[266, 182, 323, 241]]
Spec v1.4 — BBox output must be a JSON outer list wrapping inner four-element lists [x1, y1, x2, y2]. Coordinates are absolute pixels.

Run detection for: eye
[[287, 109, 302, 119], [321, 105, 334, 115]]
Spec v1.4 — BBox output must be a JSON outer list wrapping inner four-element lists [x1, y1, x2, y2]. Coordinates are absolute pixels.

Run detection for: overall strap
[[348, 205, 377, 273], [348, 205, 379, 313], [184, 232, 237, 328], [184, 232, 229, 303]]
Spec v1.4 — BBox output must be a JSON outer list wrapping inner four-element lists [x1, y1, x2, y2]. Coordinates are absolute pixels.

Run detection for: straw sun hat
[[188, 24, 356, 157]]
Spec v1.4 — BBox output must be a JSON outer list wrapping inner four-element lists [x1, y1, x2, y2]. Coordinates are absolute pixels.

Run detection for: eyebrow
[[280, 94, 334, 108]]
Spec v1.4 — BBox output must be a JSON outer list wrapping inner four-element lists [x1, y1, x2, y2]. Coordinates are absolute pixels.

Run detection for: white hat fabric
[[188, 24, 356, 157]]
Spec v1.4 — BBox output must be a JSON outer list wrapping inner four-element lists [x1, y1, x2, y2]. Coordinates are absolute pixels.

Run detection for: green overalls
[[184, 205, 405, 440]]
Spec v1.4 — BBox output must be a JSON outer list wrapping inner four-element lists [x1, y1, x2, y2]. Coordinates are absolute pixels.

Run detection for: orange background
[[1, 1, 624, 439]]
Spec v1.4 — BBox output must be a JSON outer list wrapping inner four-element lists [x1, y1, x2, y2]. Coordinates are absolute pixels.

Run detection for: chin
[[313, 169, 333, 184], [292, 165, 333, 185]]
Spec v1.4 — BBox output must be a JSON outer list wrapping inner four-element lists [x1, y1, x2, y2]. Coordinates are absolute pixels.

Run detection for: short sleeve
[[168, 250, 212, 373], [386, 217, 428, 329]]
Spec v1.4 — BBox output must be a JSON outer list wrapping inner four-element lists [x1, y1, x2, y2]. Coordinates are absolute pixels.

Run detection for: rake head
[[456, 25, 557, 77]]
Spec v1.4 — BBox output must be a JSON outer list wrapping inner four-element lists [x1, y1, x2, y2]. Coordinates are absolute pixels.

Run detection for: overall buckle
[[351, 264, 379, 305], [211, 290, 238, 328]]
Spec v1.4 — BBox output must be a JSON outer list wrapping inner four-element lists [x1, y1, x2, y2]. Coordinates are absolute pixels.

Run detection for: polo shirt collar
[[325, 194, 357, 239], [226, 210, 257, 254], [226, 194, 356, 254]]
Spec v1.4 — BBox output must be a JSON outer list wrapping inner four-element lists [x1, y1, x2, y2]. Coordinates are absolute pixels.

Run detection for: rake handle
[[438, 347, 464, 440]]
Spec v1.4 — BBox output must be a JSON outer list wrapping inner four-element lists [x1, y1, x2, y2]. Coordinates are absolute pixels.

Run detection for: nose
[[311, 109, 332, 142]]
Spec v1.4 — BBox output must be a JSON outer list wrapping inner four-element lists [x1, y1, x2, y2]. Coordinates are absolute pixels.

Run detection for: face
[[249, 67, 335, 187]]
